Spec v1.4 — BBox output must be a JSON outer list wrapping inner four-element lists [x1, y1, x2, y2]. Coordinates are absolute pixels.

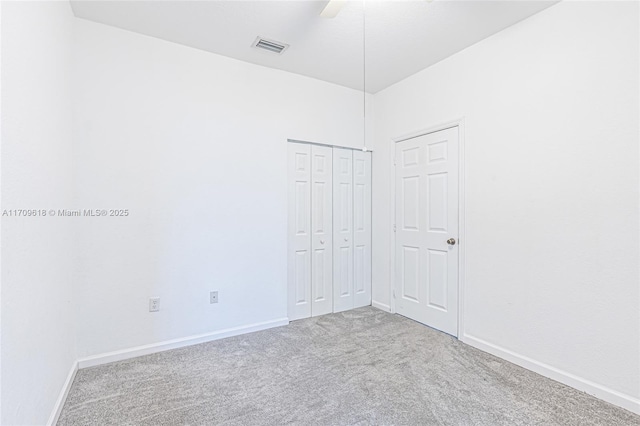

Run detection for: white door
[[287, 142, 312, 320], [394, 127, 459, 336], [311, 145, 333, 316], [333, 147, 354, 312], [353, 150, 372, 308]]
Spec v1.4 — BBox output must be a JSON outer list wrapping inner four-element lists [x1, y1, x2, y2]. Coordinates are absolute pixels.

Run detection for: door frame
[[389, 118, 466, 338]]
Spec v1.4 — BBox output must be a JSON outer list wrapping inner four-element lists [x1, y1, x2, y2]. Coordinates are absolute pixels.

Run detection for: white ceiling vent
[[252, 36, 289, 55]]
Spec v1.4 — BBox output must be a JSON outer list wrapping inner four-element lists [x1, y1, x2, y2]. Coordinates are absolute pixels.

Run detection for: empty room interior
[[1, 0, 639, 424]]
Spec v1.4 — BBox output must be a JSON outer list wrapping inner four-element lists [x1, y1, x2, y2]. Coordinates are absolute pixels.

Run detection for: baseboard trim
[[47, 360, 78, 426], [371, 301, 391, 312], [462, 333, 640, 415], [78, 317, 290, 369]]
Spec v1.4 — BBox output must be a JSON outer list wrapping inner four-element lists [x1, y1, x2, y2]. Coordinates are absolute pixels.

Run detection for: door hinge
[[393, 224, 396, 233]]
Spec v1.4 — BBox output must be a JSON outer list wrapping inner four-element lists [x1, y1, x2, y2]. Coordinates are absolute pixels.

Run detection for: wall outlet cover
[[149, 297, 160, 312]]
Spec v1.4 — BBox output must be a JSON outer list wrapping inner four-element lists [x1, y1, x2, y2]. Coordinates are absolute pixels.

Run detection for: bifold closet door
[[310, 145, 333, 316], [289, 142, 371, 319], [333, 148, 354, 313], [353, 150, 372, 308], [287, 142, 311, 321]]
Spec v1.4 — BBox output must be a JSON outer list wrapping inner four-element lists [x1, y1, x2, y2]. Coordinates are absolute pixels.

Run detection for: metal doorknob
[[447, 238, 456, 246], [344, 237, 349, 242], [320, 240, 325, 245]]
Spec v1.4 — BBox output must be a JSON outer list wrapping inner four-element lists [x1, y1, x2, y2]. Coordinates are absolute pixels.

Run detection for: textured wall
[[72, 18, 372, 359], [1, 2, 77, 424]]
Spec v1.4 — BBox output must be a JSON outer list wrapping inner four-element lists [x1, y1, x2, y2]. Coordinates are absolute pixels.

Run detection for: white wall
[[72, 18, 372, 358], [1, 2, 77, 425], [372, 1, 639, 412]]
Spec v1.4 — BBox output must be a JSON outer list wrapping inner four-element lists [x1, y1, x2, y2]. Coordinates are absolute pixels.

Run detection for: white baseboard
[[371, 300, 391, 312], [47, 360, 78, 426], [462, 333, 640, 415], [78, 317, 289, 369]]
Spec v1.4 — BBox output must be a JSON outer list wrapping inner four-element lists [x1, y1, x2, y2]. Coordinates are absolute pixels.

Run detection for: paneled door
[[288, 142, 372, 320], [394, 127, 459, 336], [311, 145, 333, 316], [287, 142, 312, 321], [333, 147, 354, 313], [353, 150, 372, 308]]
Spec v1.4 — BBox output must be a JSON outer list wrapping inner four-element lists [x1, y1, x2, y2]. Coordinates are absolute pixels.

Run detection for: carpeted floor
[[58, 307, 639, 425]]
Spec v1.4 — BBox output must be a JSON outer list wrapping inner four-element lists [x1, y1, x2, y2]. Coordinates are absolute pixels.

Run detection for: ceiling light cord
[[362, 0, 367, 152]]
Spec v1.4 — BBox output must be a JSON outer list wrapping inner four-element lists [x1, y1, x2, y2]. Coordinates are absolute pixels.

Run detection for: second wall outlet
[[210, 291, 218, 304], [149, 297, 160, 312]]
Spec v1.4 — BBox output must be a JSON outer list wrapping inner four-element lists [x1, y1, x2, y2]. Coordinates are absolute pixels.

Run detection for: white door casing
[[353, 150, 372, 308], [333, 147, 354, 313], [287, 142, 312, 321], [395, 127, 459, 336], [311, 144, 333, 316]]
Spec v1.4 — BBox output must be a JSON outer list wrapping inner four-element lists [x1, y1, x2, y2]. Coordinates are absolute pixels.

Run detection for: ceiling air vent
[[252, 36, 289, 55]]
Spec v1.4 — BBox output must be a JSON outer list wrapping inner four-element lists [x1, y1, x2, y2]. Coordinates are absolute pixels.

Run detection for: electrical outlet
[[149, 297, 160, 312], [210, 291, 218, 304]]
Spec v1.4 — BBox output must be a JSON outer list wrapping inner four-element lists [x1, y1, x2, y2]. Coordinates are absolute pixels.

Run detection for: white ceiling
[[70, 0, 557, 93]]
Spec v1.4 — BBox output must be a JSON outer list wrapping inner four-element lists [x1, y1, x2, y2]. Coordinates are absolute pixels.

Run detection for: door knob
[[447, 238, 456, 246], [320, 240, 325, 245], [344, 237, 349, 242]]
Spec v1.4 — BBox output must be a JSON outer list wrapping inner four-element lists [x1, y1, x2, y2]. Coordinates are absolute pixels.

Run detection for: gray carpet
[[58, 307, 639, 425]]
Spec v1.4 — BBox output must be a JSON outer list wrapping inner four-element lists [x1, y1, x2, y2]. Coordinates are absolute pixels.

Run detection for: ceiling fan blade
[[320, 0, 346, 19]]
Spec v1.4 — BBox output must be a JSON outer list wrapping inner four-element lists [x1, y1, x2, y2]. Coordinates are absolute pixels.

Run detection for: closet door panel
[[287, 143, 312, 320], [333, 148, 354, 312], [353, 151, 372, 308], [311, 145, 333, 316]]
